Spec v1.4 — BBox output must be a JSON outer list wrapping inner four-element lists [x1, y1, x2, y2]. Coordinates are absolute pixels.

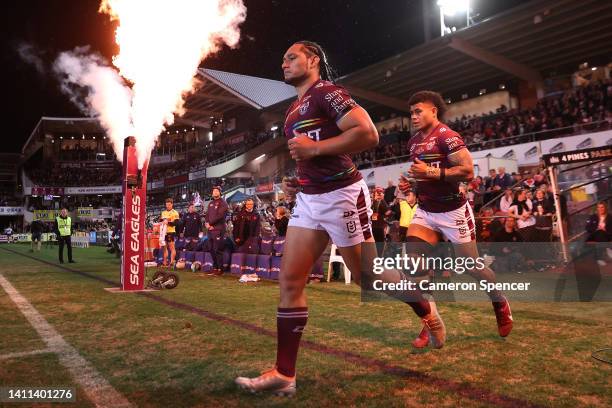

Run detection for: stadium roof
[[178, 68, 296, 127], [23, 70, 297, 153], [336, 0, 612, 108]]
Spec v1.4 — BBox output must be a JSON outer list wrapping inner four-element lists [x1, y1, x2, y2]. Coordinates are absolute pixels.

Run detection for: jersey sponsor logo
[[346, 220, 357, 233], [455, 219, 465, 225], [426, 140, 436, 150], [343, 210, 356, 218], [314, 82, 324, 88], [445, 136, 460, 144], [299, 101, 310, 115], [447, 141, 461, 150], [307, 128, 321, 141], [440, 127, 447, 132], [324, 90, 343, 101]]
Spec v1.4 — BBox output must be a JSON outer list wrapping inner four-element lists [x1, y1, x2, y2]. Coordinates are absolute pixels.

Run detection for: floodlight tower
[[437, 0, 471, 36]]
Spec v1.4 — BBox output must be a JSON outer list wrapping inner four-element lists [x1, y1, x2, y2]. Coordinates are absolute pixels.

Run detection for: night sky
[[2, 0, 530, 153]]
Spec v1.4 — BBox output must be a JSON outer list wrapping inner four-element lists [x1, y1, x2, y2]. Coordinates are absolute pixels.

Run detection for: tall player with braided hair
[[399, 91, 513, 348], [235, 42, 444, 396]]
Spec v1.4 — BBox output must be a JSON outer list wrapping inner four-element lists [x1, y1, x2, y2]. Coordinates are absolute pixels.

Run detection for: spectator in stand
[[468, 176, 485, 211], [492, 217, 526, 274], [494, 216, 523, 243], [494, 167, 513, 192], [585, 201, 612, 242], [384, 180, 396, 204], [533, 172, 547, 188], [476, 207, 504, 242], [522, 171, 536, 190], [533, 189, 554, 242], [499, 188, 514, 214], [483, 168, 497, 204], [525, 189, 534, 204], [533, 189, 554, 214], [205, 186, 228, 275], [371, 187, 388, 244], [274, 206, 289, 237], [233, 198, 261, 253], [508, 189, 535, 241]]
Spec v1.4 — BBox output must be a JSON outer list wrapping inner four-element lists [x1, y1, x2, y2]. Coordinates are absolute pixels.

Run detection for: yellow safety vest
[[399, 202, 418, 228], [161, 210, 179, 233], [56, 216, 71, 237]]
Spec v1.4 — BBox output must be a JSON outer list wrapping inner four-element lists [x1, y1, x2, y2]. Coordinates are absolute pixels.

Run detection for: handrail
[[479, 179, 525, 211], [464, 120, 609, 151], [560, 174, 612, 195]]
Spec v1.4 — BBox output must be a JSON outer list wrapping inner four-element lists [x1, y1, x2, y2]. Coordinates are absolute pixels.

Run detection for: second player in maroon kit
[[400, 91, 513, 348]]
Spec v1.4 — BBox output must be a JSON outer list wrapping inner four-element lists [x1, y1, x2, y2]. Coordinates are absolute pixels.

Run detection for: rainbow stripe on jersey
[[291, 117, 327, 132], [298, 165, 357, 185]]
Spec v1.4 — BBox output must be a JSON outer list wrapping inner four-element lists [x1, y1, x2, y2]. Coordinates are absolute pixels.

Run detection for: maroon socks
[[275, 307, 308, 377]]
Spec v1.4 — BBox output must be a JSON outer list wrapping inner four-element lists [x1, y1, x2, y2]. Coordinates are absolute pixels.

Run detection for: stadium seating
[[256, 255, 271, 279], [230, 252, 246, 275], [270, 256, 282, 280]]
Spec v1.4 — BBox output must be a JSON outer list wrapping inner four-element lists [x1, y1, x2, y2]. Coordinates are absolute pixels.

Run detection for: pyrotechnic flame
[[54, 0, 246, 168]]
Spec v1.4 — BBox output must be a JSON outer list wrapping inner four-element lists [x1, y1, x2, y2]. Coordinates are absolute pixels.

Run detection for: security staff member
[[205, 186, 228, 274], [233, 198, 261, 253], [398, 191, 418, 241], [55, 208, 74, 263]]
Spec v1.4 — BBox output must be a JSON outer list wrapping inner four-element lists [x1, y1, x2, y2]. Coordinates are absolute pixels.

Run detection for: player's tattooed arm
[[445, 148, 475, 182]]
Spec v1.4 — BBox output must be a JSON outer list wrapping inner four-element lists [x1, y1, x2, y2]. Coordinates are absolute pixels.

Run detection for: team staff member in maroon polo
[[205, 186, 228, 274]]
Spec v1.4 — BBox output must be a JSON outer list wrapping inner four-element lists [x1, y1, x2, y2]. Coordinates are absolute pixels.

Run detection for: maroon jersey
[[406, 123, 468, 212], [284, 79, 362, 194]]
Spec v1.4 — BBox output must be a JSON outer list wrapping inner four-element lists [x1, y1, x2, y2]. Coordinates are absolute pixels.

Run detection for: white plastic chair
[[326, 244, 351, 285]]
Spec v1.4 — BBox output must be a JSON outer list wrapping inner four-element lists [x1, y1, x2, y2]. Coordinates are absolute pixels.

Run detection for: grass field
[[0, 243, 610, 408]]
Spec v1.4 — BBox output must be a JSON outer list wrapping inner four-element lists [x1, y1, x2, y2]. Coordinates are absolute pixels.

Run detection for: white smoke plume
[[16, 42, 46, 75], [53, 0, 247, 167], [54, 47, 133, 159]]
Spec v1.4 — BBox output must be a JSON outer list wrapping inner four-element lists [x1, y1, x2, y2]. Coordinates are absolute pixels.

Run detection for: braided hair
[[294, 40, 337, 83]]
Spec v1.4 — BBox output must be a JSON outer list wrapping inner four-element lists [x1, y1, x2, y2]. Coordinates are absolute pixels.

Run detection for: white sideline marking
[[0, 274, 132, 408], [0, 348, 53, 361]]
